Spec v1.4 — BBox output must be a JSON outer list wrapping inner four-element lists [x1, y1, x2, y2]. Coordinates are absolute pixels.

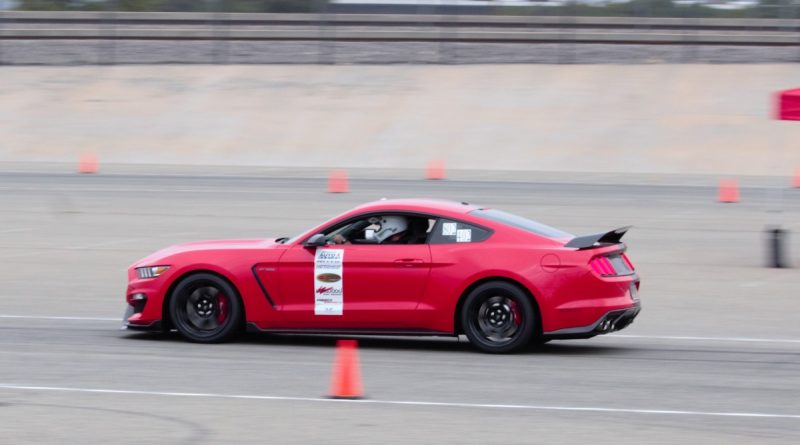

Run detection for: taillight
[[590, 253, 635, 277], [589, 257, 615, 276]]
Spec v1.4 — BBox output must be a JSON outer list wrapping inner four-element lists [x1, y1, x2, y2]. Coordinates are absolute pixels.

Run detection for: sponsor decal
[[314, 249, 344, 315], [316, 286, 342, 294], [317, 250, 342, 260], [316, 273, 341, 283]]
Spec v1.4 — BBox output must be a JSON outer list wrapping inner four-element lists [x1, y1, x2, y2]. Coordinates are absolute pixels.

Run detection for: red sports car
[[124, 199, 640, 353]]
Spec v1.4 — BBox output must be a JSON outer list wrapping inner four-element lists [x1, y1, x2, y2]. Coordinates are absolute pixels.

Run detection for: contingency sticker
[[442, 222, 457, 236], [456, 229, 472, 243], [314, 249, 344, 315]]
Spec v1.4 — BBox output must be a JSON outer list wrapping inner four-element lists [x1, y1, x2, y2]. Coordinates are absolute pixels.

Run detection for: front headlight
[[136, 265, 170, 279]]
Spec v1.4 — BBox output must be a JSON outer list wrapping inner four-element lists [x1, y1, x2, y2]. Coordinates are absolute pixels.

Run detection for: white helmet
[[373, 216, 408, 243]]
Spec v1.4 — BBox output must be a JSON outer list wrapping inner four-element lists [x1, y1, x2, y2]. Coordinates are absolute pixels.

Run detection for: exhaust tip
[[597, 319, 613, 332]]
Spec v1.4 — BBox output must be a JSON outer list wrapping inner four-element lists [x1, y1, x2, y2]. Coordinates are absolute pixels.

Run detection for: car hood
[[132, 238, 282, 267]]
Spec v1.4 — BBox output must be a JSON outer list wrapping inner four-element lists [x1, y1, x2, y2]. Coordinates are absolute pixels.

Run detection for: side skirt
[[246, 322, 454, 337]]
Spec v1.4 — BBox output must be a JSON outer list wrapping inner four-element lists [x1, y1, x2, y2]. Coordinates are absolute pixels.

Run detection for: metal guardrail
[[2, 28, 798, 45], [0, 11, 798, 46], [2, 11, 800, 29]]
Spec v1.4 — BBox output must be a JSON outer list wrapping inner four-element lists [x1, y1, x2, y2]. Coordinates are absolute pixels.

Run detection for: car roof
[[351, 199, 481, 217]]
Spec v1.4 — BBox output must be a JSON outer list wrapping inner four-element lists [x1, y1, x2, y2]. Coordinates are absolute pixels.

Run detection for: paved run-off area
[[0, 171, 798, 443], [3, 64, 800, 176]]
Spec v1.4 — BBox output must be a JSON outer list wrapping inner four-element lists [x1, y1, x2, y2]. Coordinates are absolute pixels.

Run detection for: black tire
[[169, 273, 243, 343], [460, 281, 537, 354]]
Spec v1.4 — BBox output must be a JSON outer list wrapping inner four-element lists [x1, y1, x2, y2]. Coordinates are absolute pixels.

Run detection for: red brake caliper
[[216, 295, 228, 324], [510, 301, 522, 325]]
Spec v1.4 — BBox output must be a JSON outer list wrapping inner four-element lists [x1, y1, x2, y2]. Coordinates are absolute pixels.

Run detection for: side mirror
[[304, 233, 327, 247]]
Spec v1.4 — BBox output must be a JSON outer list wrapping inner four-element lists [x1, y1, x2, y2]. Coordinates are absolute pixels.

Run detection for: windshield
[[469, 208, 572, 239]]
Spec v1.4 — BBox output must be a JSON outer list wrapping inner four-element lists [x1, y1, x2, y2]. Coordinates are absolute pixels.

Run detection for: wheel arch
[[161, 269, 246, 331], [453, 276, 542, 336]]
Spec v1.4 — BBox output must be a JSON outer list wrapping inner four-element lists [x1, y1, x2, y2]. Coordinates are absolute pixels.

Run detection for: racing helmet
[[373, 216, 409, 243]]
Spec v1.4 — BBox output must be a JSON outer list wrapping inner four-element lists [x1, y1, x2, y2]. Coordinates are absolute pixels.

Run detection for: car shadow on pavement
[[242, 333, 474, 352], [531, 342, 633, 356], [122, 330, 630, 355]]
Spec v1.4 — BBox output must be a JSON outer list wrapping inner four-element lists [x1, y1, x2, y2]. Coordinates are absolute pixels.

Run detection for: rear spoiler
[[564, 226, 632, 250]]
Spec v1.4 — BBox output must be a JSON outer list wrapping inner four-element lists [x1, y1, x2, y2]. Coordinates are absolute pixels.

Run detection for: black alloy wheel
[[169, 273, 243, 343], [461, 281, 537, 353]]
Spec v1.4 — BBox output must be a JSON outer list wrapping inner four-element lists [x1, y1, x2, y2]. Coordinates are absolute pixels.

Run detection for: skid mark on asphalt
[[1, 384, 798, 420], [9, 401, 211, 445]]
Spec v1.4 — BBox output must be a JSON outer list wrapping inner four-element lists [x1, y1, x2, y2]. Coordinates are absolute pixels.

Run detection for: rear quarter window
[[469, 209, 571, 239], [429, 219, 492, 244]]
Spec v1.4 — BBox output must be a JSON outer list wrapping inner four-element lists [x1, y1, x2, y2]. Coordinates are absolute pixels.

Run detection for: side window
[[429, 219, 491, 244], [323, 214, 436, 245], [323, 218, 378, 244]]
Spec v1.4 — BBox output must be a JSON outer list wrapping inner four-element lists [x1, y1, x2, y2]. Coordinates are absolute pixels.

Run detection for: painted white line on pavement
[[0, 383, 797, 420], [610, 334, 800, 344], [0, 315, 118, 321], [1, 315, 799, 345], [0, 228, 33, 234]]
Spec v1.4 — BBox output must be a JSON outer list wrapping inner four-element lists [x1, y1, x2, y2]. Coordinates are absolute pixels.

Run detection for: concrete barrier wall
[[1, 64, 798, 176]]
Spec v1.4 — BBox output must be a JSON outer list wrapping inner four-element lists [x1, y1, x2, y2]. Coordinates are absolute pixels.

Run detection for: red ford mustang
[[124, 199, 640, 353]]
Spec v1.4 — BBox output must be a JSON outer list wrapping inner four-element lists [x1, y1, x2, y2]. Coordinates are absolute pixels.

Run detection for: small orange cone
[[425, 160, 446, 180], [327, 169, 349, 193], [792, 168, 800, 188], [328, 339, 364, 399], [78, 153, 98, 174], [718, 179, 739, 203]]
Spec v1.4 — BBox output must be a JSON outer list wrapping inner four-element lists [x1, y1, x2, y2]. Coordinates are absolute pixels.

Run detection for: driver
[[372, 216, 409, 244], [332, 215, 409, 244]]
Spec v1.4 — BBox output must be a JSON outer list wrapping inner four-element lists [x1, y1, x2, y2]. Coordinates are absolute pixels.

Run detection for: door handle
[[394, 258, 424, 267]]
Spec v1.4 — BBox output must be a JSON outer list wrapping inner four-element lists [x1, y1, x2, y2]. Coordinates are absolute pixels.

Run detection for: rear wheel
[[169, 273, 243, 343], [461, 281, 536, 354]]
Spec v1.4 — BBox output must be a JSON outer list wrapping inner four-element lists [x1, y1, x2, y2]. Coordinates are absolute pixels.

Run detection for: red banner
[[777, 88, 800, 121]]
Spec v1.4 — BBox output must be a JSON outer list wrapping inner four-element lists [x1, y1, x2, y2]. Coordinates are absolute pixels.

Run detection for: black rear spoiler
[[564, 226, 632, 250]]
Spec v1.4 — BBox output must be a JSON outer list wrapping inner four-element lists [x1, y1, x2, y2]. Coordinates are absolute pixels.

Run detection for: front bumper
[[122, 268, 171, 331], [124, 320, 163, 331], [122, 302, 163, 331], [543, 302, 641, 340]]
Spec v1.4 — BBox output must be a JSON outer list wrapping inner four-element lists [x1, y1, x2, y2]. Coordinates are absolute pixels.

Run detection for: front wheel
[[169, 273, 243, 343], [461, 282, 537, 354]]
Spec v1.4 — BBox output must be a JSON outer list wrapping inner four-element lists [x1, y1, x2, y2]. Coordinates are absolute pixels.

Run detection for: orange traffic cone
[[327, 170, 349, 193], [792, 168, 800, 188], [425, 160, 446, 180], [78, 152, 98, 174], [718, 179, 739, 203], [328, 339, 364, 399]]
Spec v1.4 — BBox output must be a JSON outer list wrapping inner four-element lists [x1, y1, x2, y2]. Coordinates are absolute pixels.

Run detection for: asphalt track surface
[[1, 171, 799, 444]]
